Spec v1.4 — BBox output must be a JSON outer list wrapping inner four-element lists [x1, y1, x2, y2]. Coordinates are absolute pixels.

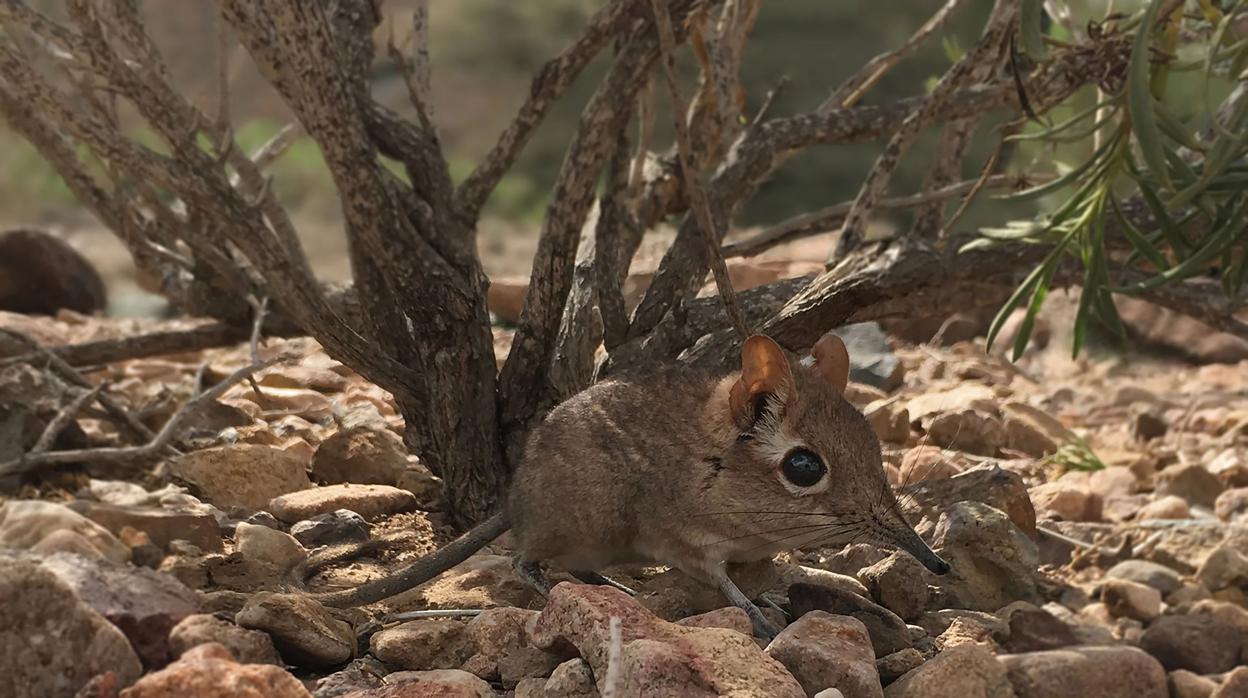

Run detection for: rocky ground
[[2, 282, 1248, 697]]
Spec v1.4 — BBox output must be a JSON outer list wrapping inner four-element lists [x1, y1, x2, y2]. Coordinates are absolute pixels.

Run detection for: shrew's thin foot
[[513, 558, 552, 598]]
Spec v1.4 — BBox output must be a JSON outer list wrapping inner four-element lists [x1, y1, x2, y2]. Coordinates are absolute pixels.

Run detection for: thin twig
[[629, 75, 657, 207], [0, 328, 156, 444], [454, 0, 641, 220], [0, 357, 278, 478], [650, 0, 750, 340], [824, 0, 972, 110], [723, 175, 1025, 258], [388, 11, 436, 132], [1037, 524, 1126, 557], [830, 0, 1018, 264], [408, 0, 433, 122], [30, 384, 105, 454], [935, 130, 1013, 240], [247, 296, 269, 397], [0, 322, 249, 370], [384, 609, 484, 622], [601, 616, 624, 698], [215, 7, 231, 130], [190, 362, 210, 400], [750, 76, 789, 125], [247, 123, 302, 172]]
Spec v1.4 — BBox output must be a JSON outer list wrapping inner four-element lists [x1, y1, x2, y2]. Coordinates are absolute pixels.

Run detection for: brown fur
[[316, 332, 945, 613], [507, 333, 944, 586]]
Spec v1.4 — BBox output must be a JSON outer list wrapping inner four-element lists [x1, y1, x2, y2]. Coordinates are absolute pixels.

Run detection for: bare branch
[[548, 124, 642, 399], [0, 327, 155, 445], [0, 358, 278, 478], [750, 76, 789, 124], [628, 75, 657, 204], [684, 0, 760, 167], [823, 0, 973, 110], [1125, 276, 1248, 341], [597, 135, 648, 352], [497, 23, 664, 447], [455, 0, 663, 221], [626, 83, 1021, 341], [641, 198, 1248, 375], [245, 295, 270, 397], [722, 175, 1024, 259], [831, 0, 1019, 263], [935, 129, 1014, 240], [406, 0, 432, 120], [249, 122, 302, 170], [606, 275, 814, 372], [0, 323, 249, 369], [387, 6, 438, 139], [909, 3, 1013, 241], [249, 296, 269, 363], [910, 120, 979, 238], [31, 384, 106, 455], [215, 6, 231, 129], [650, 0, 749, 340], [679, 240, 1047, 373]]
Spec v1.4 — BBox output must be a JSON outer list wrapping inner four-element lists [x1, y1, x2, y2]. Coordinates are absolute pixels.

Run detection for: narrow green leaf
[[1013, 259, 1058, 362], [1090, 238, 1127, 342], [979, 220, 1049, 240], [958, 237, 1001, 252], [1095, 288, 1126, 341], [942, 36, 965, 63], [1114, 208, 1245, 292], [1111, 194, 1170, 271], [1127, 0, 1175, 191], [1134, 177, 1192, 258], [1153, 101, 1203, 152], [1171, 84, 1248, 208], [1006, 97, 1118, 142], [1208, 173, 1248, 190], [1232, 37, 1248, 79], [1072, 270, 1095, 358], [997, 130, 1122, 203], [1204, 12, 1238, 141], [986, 262, 1046, 352], [993, 225, 1077, 359]]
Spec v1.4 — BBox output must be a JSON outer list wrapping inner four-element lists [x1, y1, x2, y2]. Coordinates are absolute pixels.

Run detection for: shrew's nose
[[923, 553, 951, 576], [882, 510, 952, 576]]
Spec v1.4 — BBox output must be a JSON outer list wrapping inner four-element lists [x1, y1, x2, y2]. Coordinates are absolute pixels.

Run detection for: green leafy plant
[[1044, 436, 1108, 472], [969, 0, 1248, 360]]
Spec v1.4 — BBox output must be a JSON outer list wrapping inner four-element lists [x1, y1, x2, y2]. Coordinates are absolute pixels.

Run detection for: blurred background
[[0, 0, 1145, 317]]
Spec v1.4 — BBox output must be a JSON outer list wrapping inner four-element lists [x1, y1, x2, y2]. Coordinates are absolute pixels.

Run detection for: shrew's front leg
[[709, 562, 778, 641]]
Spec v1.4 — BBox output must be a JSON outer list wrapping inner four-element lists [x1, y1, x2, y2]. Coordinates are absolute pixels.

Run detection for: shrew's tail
[[315, 511, 510, 608]]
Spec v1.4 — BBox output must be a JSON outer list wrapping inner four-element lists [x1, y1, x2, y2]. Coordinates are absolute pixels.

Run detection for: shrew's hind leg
[[513, 558, 553, 597], [571, 570, 638, 596]]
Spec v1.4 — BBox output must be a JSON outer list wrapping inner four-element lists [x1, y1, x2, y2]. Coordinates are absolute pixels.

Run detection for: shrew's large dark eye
[[782, 448, 826, 487]]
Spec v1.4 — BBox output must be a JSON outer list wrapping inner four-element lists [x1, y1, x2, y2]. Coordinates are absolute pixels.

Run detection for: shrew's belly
[[547, 545, 655, 573]]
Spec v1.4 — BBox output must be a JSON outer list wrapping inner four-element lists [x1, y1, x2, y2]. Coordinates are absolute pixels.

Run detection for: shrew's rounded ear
[[809, 331, 850, 394], [729, 335, 794, 428]]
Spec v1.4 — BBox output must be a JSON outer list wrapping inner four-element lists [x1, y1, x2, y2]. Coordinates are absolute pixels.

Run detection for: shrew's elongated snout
[[878, 508, 952, 576], [908, 538, 951, 575]]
